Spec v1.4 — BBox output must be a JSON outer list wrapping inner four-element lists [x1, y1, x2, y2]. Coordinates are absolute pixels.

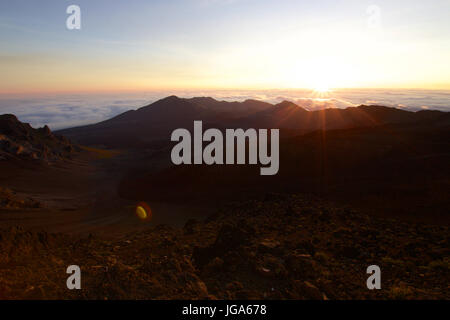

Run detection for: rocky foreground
[[0, 194, 448, 300], [0, 187, 41, 209]]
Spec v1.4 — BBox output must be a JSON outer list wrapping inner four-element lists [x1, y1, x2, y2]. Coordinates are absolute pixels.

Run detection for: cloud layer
[[0, 89, 448, 130]]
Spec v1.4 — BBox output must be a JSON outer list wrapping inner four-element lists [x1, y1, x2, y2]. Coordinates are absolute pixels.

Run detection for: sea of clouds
[[0, 89, 448, 130]]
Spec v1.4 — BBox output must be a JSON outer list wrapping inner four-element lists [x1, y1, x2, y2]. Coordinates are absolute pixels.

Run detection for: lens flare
[[135, 202, 152, 221]]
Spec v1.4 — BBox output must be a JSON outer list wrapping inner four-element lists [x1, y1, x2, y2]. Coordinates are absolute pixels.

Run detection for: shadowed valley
[[0, 96, 449, 299]]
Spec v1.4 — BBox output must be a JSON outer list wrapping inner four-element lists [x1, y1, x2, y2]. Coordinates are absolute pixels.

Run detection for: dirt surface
[[0, 194, 448, 300], [0, 149, 211, 237]]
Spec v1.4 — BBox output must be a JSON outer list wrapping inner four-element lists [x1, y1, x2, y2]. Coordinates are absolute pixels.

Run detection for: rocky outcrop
[[0, 187, 41, 209], [0, 114, 75, 162]]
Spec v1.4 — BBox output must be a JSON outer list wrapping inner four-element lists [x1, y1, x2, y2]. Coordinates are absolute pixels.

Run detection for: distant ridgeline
[[58, 96, 450, 149]]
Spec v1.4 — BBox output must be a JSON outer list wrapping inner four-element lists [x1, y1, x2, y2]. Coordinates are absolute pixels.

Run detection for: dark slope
[[239, 103, 450, 131], [58, 96, 273, 147], [58, 96, 450, 148], [118, 121, 450, 223]]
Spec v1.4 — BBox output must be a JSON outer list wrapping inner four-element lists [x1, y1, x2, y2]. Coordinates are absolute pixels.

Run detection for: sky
[[1, 0, 450, 94]]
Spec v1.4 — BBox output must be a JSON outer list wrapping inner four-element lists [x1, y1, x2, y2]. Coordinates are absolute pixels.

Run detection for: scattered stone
[[183, 219, 199, 235], [285, 253, 317, 278], [0, 194, 448, 299]]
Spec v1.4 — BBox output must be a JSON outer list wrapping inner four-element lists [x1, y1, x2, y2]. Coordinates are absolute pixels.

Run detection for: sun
[[281, 61, 336, 94], [311, 84, 332, 98], [313, 85, 330, 93]]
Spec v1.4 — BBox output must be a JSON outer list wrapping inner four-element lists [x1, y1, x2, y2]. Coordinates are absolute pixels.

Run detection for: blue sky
[[1, 0, 450, 93]]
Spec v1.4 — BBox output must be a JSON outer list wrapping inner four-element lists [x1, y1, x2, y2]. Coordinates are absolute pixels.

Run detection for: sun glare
[[312, 84, 332, 98], [313, 85, 330, 93]]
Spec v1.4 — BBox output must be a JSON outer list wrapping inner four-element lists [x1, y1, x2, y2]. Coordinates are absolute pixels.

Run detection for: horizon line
[[1, 86, 450, 96]]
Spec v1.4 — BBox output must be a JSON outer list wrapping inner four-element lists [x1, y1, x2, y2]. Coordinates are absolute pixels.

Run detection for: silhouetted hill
[[58, 96, 450, 148], [239, 103, 450, 131], [59, 96, 273, 147]]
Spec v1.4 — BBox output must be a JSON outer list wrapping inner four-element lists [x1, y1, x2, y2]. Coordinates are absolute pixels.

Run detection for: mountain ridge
[[58, 96, 450, 148]]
